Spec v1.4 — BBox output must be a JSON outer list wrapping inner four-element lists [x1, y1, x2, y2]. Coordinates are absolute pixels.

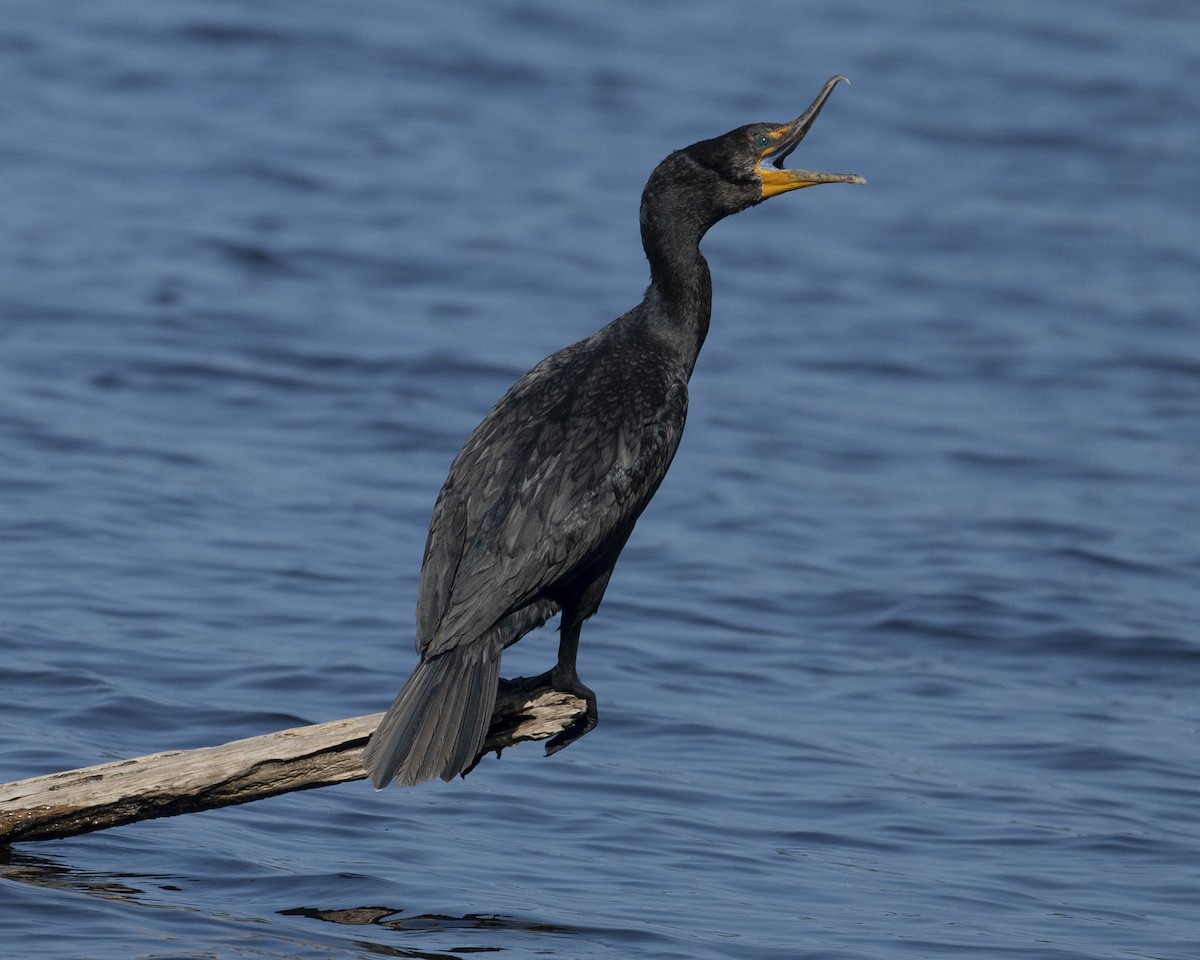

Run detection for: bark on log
[[0, 676, 585, 845]]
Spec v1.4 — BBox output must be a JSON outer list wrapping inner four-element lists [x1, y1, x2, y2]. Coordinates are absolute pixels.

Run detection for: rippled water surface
[[3, 1, 1199, 958]]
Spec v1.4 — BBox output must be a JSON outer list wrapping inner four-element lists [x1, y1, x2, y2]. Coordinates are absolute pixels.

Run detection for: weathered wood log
[[0, 675, 585, 845]]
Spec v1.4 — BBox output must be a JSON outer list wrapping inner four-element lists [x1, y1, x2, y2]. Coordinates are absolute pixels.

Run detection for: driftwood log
[[0, 675, 585, 845]]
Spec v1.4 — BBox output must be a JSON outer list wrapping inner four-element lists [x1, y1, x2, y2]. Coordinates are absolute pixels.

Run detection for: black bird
[[364, 76, 864, 788]]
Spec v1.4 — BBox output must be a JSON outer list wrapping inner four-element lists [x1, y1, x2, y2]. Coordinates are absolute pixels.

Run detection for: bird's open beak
[[757, 75, 866, 198]]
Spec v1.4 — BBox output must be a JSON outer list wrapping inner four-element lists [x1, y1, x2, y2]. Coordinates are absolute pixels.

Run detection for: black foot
[[544, 666, 597, 756]]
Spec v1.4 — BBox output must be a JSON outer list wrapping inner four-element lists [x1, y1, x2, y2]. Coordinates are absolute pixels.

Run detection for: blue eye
[[756, 135, 771, 150]]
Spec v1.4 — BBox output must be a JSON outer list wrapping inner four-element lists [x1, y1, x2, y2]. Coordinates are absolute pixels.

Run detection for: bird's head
[[644, 76, 866, 234]]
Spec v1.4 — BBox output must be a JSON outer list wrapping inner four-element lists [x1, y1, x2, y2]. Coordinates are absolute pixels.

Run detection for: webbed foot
[[544, 665, 597, 756]]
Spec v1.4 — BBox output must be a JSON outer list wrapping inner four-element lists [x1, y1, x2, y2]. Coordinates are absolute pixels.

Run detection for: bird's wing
[[415, 339, 686, 657]]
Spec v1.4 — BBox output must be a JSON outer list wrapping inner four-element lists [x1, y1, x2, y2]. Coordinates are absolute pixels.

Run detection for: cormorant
[[364, 76, 864, 788]]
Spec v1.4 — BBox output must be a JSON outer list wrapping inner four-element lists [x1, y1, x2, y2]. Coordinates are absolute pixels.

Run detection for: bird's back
[[416, 309, 690, 658]]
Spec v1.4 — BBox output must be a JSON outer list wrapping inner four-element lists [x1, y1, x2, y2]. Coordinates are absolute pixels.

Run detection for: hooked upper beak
[[757, 75, 866, 198]]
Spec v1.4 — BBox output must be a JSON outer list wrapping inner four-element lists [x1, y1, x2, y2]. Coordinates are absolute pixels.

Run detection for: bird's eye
[[755, 134, 772, 150]]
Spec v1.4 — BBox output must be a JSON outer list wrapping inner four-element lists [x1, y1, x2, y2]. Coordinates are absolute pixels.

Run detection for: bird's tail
[[363, 644, 500, 788]]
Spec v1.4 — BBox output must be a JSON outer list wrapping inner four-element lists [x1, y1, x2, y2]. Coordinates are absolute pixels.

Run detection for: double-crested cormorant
[[364, 76, 864, 788]]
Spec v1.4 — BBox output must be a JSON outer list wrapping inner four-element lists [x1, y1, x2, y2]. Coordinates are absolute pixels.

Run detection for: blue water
[[2, 1, 1198, 957]]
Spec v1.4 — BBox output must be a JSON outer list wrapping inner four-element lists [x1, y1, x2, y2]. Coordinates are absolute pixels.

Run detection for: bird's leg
[[544, 620, 598, 756]]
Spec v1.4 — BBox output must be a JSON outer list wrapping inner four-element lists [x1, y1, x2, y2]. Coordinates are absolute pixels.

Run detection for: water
[[2, 1, 1198, 957]]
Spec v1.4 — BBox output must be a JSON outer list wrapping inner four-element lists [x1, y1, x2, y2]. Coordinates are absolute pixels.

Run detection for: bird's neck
[[640, 222, 713, 377]]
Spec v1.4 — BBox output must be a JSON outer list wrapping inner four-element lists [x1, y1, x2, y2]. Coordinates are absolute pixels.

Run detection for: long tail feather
[[363, 645, 500, 788]]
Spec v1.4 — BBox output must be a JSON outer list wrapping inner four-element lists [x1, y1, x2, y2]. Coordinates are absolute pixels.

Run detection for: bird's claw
[[543, 668, 598, 756], [545, 711, 597, 756]]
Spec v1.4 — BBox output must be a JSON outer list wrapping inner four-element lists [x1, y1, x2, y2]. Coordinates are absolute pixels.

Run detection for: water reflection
[[1, 850, 155, 903], [282, 904, 567, 938]]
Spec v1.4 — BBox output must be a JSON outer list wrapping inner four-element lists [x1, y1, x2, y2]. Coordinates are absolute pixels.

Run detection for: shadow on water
[[280, 903, 571, 935], [1, 848, 588, 959], [1, 849, 153, 903], [281, 904, 577, 958]]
